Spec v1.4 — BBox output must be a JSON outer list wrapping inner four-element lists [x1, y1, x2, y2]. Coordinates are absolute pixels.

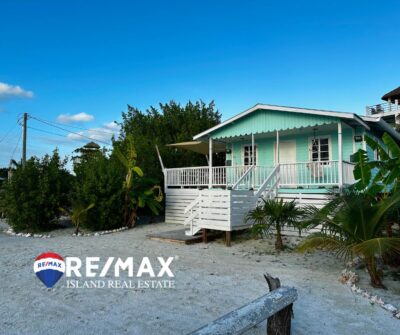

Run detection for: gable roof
[[193, 104, 369, 140]]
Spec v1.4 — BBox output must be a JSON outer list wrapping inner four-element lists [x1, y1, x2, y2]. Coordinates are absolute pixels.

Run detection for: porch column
[[208, 137, 213, 189], [251, 133, 255, 188], [276, 130, 280, 164], [251, 133, 255, 165], [338, 122, 343, 188]]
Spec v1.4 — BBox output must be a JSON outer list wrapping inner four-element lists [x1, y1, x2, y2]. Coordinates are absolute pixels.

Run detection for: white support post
[[395, 99, 399, 127], [338, 122, 343, 189], [276, 130, 280, 165], [208, 137, 213, 189], [155, 145, 167, 190], [251, 134, 255, 188]]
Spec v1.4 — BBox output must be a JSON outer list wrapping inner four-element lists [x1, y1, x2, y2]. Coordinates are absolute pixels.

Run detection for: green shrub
[[73, 150, 125, 231], [4, 151, 72, 232]]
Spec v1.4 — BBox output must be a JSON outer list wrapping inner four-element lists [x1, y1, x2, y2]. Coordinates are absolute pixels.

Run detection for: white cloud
[[57, 112, 94, 123], [0, 82, 34, 99], [66, 132, 85, 141], [66, 121, 121, 144], [104, 121, 120, 131]]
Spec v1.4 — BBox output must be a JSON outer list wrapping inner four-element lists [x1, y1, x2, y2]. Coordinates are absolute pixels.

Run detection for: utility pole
[[22, 112, 27, 166]]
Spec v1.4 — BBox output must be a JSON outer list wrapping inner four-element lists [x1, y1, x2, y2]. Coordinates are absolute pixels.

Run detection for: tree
[[118, 100, 222, 184], [298, 191, 400, 288], [115, 135, 163, 228], [246, 198, 304, 250], [4, 150, 72, 232], [73, 150, 125, 231]]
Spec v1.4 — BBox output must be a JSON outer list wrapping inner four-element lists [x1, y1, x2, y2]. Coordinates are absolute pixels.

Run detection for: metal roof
[[193, 104, 370, 140]]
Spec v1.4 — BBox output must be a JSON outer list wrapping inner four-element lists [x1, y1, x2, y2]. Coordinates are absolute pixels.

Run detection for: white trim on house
[[193, 103, 370, 140]]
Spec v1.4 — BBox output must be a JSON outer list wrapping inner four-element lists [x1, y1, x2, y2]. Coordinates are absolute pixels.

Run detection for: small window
[[243, 145, 257, 165], [310, 138, 330, 163]]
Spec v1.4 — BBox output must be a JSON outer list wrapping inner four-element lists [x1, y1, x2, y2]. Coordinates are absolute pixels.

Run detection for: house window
[[243, 145, 257, 165], [310, 137, 330, 162]]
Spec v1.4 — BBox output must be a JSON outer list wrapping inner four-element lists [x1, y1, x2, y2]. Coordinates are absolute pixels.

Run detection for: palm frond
[[296, 234, 353, 260], [353, 237, 400, 258]]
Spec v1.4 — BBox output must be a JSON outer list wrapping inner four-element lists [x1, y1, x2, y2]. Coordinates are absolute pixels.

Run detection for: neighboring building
[[161, 99, 400, 238], [365, 86, 400, 128]]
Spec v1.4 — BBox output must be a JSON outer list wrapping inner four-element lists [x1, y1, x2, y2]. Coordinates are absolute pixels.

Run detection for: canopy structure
[[166, 141, 226, 155], [382, 86, 400, 102]]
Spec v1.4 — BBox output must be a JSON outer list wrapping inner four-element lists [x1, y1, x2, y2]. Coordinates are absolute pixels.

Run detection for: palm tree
[[298, 191, 400, 289], [61, 203, 94, 235], [246, 198, 304, 251]]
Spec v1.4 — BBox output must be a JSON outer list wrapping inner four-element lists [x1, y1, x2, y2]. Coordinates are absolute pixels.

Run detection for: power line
[[10, 131, 22, 162], [29, 115, 117, 136], [0, 121, 20, 144], [28, 115, 112, 146], [28, 126, 71, 139]]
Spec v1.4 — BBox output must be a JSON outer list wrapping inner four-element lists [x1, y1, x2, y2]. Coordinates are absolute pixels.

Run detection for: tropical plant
[[73, 150, 125, 231], [298, 191, 400, 289], [353, 132, 400, 194], [245, 198, 304, 251], [118, 100, 222, 184], [3, 151, 73, 232], [61, 203, 95, 235], [115, 135, 163, 228]]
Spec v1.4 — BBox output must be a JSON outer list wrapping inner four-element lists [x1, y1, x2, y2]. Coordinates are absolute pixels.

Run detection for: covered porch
[[165, 120, 359, 191]]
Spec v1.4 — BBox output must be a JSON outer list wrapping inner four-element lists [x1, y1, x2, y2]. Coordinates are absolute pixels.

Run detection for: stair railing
[[255, 164, 280, 199]]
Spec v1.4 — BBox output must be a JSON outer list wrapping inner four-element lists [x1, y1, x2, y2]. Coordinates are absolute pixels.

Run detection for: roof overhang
[[382, 86, 400, 102], [193, 104, 369, 140], [166, 141, 226, 155], [361, 116, 400, 142]]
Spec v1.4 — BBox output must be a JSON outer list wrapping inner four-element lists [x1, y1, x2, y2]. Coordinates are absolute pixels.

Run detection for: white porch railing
[[366, 102, 399, 115], [280, 161, 340, 187], [165, 165, 251, 188], [165, 161, 356, 189]]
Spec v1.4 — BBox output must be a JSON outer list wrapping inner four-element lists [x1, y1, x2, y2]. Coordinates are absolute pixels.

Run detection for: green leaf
[[132, 166, 144, 177], [353, 237, 400, 258], [383, 133, 400, 158], [352, 149, 371, 190]]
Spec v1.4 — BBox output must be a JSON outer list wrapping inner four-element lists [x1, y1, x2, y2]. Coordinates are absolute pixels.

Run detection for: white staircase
[[254, 165, 280, 205], [183, 197, 202, 236]]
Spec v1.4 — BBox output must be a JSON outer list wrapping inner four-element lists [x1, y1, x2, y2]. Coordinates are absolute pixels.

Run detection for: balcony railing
[[165, 161, 356, 189], [366, 102, 400, 115]]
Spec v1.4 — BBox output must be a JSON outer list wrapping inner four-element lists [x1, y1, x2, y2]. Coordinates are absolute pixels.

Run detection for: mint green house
[[162, 103, 400, 239]]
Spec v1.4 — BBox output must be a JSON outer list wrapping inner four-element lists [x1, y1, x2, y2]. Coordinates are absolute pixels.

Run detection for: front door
[[275, 141, 297, 185]]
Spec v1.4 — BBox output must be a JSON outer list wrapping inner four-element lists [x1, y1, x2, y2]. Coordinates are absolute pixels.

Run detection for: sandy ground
[[0, 219, 399, 335]]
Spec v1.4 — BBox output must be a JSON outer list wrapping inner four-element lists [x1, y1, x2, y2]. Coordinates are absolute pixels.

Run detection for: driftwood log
[[189, 277, 297, 335], [264, 273, 293, 335]]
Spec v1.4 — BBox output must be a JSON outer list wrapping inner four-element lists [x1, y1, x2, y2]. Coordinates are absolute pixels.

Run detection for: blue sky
[[0, 0, 399, 167]]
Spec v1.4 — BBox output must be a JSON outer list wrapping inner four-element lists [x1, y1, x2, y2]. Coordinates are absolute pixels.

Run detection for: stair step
[[185, 226, 202, 236]]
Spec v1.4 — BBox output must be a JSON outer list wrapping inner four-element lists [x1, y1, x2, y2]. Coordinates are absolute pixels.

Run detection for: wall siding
[[229, 125, 356, 166], [211, 109, 339, 140]]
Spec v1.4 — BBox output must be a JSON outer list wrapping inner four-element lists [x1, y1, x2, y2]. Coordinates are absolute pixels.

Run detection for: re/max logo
[[64, 257, 175, 278]]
